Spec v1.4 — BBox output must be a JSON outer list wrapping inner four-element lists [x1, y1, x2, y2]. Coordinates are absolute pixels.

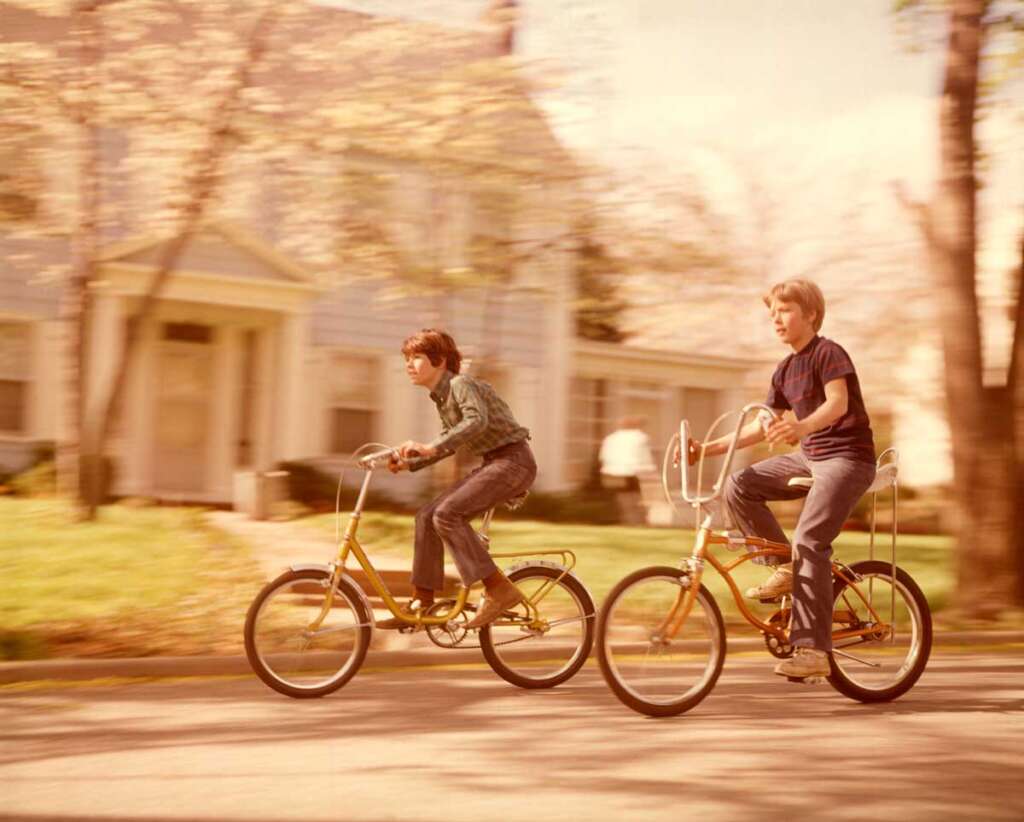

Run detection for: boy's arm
[[765, 378, 848, 445], [702, 416, 775, 456]]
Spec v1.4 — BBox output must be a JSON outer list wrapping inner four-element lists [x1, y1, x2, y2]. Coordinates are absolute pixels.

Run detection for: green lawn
[[303, 510, 956, 625], [0, 498, 261, 659]]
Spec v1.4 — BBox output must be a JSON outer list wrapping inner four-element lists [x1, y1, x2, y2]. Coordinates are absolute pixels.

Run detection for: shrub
[[277, 460, 410, 513], [516, 487, 622, 525], [10, 460, 57, 497]]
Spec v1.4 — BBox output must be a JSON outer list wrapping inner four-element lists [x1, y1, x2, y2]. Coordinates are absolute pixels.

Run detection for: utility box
[[233, 470, 290, 520]]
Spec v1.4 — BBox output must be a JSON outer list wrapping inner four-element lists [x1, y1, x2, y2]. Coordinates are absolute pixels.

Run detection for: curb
[[2, 631, 1022, 685]]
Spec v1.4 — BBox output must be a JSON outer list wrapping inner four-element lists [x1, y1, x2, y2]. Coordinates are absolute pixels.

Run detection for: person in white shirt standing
[[599, 416, 656, 525]]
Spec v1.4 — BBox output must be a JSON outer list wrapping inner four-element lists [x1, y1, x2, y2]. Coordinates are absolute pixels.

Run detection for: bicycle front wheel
[[479, 564, 595, 689], [828, 559, 932, 702], [597, 566, 725, 717], [244, 569, 371, 699]]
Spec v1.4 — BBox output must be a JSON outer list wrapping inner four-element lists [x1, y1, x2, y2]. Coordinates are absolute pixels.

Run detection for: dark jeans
[[411, 440, 537, 591], [723, 451, 876, 652]]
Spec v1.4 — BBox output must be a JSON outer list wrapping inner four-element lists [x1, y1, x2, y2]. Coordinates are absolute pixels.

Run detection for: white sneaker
[[744, 567, 793, 600], [774, 648, 830, 679]]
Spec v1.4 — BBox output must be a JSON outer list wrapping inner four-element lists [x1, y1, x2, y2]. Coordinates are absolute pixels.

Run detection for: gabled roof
[[100, 223, 313, 285]]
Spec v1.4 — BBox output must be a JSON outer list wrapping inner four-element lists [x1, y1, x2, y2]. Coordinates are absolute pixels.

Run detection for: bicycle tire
[[827, 559, 932, 703], [597, 565, 726, 717], [479, 564, 595, 689], [244, 568, 371, 699]]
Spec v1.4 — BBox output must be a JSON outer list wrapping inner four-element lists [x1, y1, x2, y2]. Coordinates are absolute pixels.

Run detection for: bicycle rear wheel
[[479, 564, 595, 689], [244, 569, 371, 698], [597, 566, 726, 717], [828, 560, 932, 702]]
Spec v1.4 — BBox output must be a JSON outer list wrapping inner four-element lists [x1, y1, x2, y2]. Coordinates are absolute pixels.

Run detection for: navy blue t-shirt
[[765, 335, 875, 464]]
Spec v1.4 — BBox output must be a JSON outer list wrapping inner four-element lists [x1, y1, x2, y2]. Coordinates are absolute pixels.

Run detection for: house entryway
[[153, 324, 213, 494]]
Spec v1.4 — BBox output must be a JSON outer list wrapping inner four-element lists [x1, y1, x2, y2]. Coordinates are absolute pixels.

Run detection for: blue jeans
[[411, 440, 536, 591], [723, 452, 876, 651]]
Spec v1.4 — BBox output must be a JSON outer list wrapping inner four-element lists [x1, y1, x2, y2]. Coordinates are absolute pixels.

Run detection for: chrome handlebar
[[665, 402, 781, 507]]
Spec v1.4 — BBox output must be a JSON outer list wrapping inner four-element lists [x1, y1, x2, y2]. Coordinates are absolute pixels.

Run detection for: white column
[[539, 248, 574, 492], [275, 311, 310, 461], [254, 323, 277, 469], [208, 325, 241, 499], [32, 320, 62, 440], [137, 317, 159, 494]]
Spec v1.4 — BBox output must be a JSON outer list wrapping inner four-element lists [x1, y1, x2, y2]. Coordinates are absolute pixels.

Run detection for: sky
[[522, 0, 1020, 277]]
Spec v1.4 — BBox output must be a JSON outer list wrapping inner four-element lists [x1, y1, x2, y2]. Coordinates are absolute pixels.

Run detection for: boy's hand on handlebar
[[687, 438, 700, 465], [765, 418, 804, 447], [398, 440, 436, 460], [387, 455, 409, 474], [671, 438, 701, 467]]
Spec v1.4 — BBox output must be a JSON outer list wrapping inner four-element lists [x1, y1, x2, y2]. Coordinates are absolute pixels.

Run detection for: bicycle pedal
[[785, 675, 825, 685]]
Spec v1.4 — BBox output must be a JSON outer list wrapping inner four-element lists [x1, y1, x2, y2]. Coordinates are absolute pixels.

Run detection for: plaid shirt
[[408, 370, 529, 472]]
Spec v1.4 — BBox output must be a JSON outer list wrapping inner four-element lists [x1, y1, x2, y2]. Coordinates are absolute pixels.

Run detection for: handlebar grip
[[358, 448, 397, 469]]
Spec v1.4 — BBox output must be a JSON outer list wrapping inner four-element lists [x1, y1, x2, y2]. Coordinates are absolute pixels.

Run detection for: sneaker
[[376, 598, 433, 630], [774, 647, 830, 679], [744, 567, 793, 600], [464, 579, 524, 630]]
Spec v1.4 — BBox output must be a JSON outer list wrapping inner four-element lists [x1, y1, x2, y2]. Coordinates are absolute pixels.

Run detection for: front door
[[154, 330, 213, 494]]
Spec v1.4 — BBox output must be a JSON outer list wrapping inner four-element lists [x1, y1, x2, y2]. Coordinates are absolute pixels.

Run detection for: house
[[0, 2, 762, 513]]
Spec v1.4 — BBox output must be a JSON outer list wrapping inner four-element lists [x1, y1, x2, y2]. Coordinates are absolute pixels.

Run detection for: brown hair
[[763, 278, 826, 332], [401, 328, 462, 374]]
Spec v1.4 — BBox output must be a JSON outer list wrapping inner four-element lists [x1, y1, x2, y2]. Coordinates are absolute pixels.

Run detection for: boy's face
[[405, 351, 446, 387], [769, 298, 816, 347]]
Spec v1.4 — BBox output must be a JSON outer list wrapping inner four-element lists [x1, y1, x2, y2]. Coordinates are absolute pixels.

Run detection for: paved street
[[2, 649, 1023, 822]]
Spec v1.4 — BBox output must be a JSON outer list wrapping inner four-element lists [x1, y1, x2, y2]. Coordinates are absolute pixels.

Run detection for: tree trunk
[[929, 0, 1019, 614], [1011, 231, 1024, 600], [75, 3, 282, 518], [64, 2, 104, 519]]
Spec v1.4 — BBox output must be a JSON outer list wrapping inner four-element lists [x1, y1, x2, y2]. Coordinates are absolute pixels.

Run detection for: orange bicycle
[[596, 403, 932, 717]]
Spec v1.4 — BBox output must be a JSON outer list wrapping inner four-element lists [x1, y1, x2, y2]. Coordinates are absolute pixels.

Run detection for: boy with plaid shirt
[[380, 328, 536, 630]]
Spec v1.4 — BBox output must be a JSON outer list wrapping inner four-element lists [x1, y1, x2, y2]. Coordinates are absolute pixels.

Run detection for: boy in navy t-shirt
[[689, 279, 876, 679]]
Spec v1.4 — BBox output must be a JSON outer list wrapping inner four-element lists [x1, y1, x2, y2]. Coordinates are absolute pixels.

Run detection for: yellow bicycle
[[244, 444, 595, 698], [596, 404, 932, 717]]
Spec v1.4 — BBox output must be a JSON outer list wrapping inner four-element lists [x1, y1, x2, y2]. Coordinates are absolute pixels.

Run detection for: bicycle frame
[[307, 454, 579, 634], [661, 403, 902, 649]]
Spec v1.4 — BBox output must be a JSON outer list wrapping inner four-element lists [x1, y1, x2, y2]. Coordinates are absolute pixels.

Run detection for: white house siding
[[0, 237, 64, 472]]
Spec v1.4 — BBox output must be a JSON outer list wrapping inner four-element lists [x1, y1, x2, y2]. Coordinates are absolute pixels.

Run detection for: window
[[621, 380, 671, 450], [567, 377, 609, 485], [0, 137, 40, 224], [0, 323, 31, 434], [327, 353, 378, 454], [164, 322, 213, 344]]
